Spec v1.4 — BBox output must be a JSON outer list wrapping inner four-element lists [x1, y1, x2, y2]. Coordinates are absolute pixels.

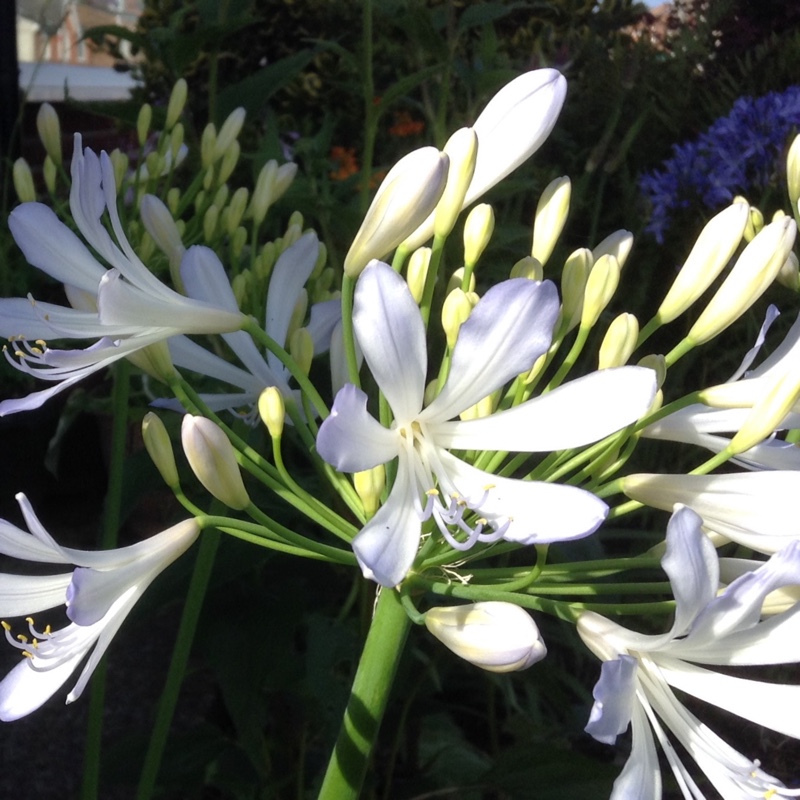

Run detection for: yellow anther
[[764, 788, 776, 799], [483, 484, 496, 491], [1, 621, 10, 631], [35, 339, 46, 347], [30, 347, 43, 356], [44, 625, 51, 635], [426, 489, 440, 497], [14, 351, 24, 358], [21, 651, 33, 659], [32, 639, 38, 649], [476, 518, 488, 525], [25, 617, 34, 625], [16, 635, 28, 643]]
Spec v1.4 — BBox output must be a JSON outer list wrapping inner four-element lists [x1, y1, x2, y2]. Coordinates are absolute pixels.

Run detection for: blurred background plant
[[3, 0, 800, 797]]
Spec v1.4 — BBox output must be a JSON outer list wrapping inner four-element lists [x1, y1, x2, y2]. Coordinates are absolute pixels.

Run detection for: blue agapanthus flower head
[[640, 86, 800, 242]]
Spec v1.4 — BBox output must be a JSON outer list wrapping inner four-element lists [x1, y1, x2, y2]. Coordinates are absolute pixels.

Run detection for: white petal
[[660, 505, 718, 638], [435, 450, 607, 544], [622, 472, 800, 554], [0, 572, 72, 617], [97, 270, 244, 334], [265, 231, 319, 372], [433, 366, 656, 451], [658, 657, 800, 738], [180, 245, 240, 313], [0, 654, 83, 721], [352, 456, 422, 586], [8, 203, 104, 292], [424, 279, 559, 422], [609, 701, 661, 800], [353, 262, 426, 421], [316, 384, 399, 472], [307, 299, 342, 354]]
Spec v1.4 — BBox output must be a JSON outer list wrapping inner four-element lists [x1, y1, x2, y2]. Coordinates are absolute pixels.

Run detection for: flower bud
[[108, 149, 129, 190], [170, 123, 185, 160], [140, 194, 185, 268], [36, 103, 62, 167], [531, 176, 570, 266], [598, 313, 639, 369], [289, 327, 314, 376], [232, 226, 247, 258], [258, 386, 285, 439], [433, 127, 478, 239], [274, 162, 298, 201], [213, 108, 246, 162], [592, 229, 633, 270], [406, 247, 431, 303], [200, 125, 216, 169], [424, 601, 547, 673], [126, 340, 177, 383], [181, 415, 250, 510], [345, 147, 449, 277], [744, 205, 765, 242], [637, 353, 667, 390], [656, 202, 749, 325], [136, 103, 152, 148], [203, 205, 219, 243], [354, 465, 385, 519], [463, 203, 494, 266], [43, 155, 57, 194], [166, 78, 188, 130], [226, 187, 249, 235], [687, 216, 796, 346], [788, 134, 800, 217], [142, 412, 179, 489], [12, 158, 35, 203], [777, 250, 800, 292], [510, 256, 543, 281], [250, 160, 278, 225], [559, 248, 592, 334], [581, 254, 620, 329], [728, 368, 800, 454], [218, 140, 241, 185], [442, 288, 475, 349], [446, 266, 476, 295]]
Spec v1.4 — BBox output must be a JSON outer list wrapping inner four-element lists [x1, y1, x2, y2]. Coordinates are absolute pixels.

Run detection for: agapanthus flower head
[[640, 86, 800, 242], [0, 493, 199, 720], [578, 504, 800, 799], [317, 260, 657, 586]]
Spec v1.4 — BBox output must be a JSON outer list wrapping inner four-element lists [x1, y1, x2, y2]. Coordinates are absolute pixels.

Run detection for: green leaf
[[217, 49, 317, 120]]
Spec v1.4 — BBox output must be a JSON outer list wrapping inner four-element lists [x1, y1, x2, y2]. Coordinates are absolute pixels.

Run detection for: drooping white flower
[[578, 505, 800, 799], [316, 261, 657, 586], [0, 135, 245, 415], [0, 493, 199, 721]]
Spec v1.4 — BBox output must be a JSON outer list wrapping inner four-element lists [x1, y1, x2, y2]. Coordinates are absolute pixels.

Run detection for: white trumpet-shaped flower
[[0, 494, 199, 721], [157, 231, 341, 418], [316, 261, 657, 586], [578, 505, 800, 799], [0, 135, 245, 415]]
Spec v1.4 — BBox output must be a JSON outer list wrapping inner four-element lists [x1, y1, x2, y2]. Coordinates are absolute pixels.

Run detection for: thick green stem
[[318, 587, 411, 800]]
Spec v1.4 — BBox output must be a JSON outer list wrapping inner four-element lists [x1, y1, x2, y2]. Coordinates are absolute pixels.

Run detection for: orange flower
[[388, 110, 425, 138], [330, 146, 359, 180]]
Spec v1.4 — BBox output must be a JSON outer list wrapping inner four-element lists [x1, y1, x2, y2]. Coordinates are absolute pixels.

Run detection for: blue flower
[[640, 86, 800, 242]]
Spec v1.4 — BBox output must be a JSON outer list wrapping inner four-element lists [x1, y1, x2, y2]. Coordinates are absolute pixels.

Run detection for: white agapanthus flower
[[316, 261, 657, 586], [158, 230, 341, 417], [578, 505, 800, 799], [0, 135, 245, 415], [0, 493, 199, 721]]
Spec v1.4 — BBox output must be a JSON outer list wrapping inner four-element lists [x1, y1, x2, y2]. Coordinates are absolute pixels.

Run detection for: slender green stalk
[[135, 527, 221, 800], [318, 587, 411, 800], [81, 360, 130, 800]]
